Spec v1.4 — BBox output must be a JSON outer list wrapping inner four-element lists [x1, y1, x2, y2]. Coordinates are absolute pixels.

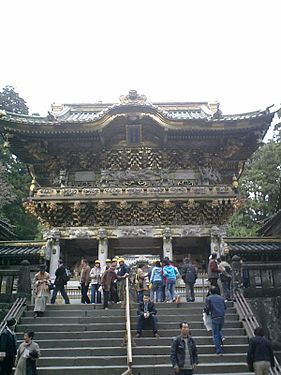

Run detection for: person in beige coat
[[33, 264, 50, 318], [14, 331, 40, 375]]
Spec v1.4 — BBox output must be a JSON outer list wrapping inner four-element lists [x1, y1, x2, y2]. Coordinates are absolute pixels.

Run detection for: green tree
[[0, 85, 28, 114], [0, 85, 39, 240], [227, 123, 281, 236]]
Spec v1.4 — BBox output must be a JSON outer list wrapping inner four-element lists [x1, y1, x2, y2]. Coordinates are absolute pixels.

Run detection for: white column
[[163, 227, 173, 260], [49, 239, 60, 279], [98, 228, 108, 269]]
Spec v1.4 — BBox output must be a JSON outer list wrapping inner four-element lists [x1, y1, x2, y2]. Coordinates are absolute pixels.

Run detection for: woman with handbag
[[32, 264, 50, 318], [14, 331, 40, 375]]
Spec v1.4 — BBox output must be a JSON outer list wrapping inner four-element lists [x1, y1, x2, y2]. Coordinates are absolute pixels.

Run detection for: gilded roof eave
[[0, 101, 275, 136]]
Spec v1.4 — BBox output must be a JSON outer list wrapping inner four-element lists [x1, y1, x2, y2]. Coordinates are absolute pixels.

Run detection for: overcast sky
[[1, 0, 280, 119]]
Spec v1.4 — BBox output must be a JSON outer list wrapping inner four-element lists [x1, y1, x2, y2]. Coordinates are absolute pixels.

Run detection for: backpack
[[62, 268, 71, 282], [182, 264, 197, 284], [210, 260, 218, 273]]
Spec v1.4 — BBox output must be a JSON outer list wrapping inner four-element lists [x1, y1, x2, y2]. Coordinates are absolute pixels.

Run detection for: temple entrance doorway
[[173, 236, 210, 272], [108, 237, 162, 265], [60, 239, 98, 276]]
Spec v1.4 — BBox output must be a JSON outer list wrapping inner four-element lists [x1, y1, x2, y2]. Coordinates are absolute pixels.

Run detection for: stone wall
[[248, 296, 281, 350]]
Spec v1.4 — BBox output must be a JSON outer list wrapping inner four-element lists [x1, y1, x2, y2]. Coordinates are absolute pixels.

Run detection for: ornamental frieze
[[25, 198, 238, 228]]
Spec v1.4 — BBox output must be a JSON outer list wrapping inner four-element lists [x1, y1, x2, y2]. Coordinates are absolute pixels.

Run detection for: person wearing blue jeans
[[163, 260, 177, 302], [150, 261, 164, 302], [205, 286, 227, 354]]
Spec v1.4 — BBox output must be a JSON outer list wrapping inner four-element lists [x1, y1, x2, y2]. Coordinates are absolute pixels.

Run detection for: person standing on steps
[[14, 331, 40, 375], [50, 259, 70, 304], [181, 258, 197, 302], [163, 259, 177, 302], [207, 253, 220, 294], [170, 322, 198, 374], [80, 259, 91, 304], [116, 257, 130, 305], [205, 286, 227, 355], [101, 259, 121, 310], [150, 261, 164, 302], [33, 264, 50, 318], [0, 317, 17, 375], [136, 295, 159, 338], [247, 327, 275, 375], [90, 260, 102, 304], [218, 255, 232, 301]]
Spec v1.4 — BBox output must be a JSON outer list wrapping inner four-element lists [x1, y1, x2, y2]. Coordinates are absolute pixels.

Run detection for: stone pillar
[[18, 260, 31, 302], [98, 228, 108, 268], [210, 232, 220, 256], [231, 255, 243, 298], [163, 227, 173, 261], [49, 239, 61, 279]]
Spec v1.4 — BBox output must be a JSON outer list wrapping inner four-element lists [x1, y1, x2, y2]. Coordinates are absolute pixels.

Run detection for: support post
[[163, 227, 173, 261], [18, 260, 31, 302], [49, 239, 61, 279], [98, 228, 108, 268]]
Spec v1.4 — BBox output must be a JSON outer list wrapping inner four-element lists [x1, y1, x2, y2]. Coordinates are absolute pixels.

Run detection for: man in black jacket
[[247, 327, 275, 374], [50, 259, 70, 304], [171, 322, 198, 375], [136, 295, 159, 337], [0, 317, 17, 375], [181, 258, 197, 302]]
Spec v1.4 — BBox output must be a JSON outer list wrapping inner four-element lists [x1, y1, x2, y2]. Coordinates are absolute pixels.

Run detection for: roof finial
[[119, 90, 147, 104]]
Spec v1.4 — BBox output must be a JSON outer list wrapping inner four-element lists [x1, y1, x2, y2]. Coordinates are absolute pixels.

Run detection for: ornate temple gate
[[46, 224, 225, 276], [0, 91, 275, 277]]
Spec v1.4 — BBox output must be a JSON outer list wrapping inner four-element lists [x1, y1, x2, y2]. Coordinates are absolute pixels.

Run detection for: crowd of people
[[0, 253, 277, 375]]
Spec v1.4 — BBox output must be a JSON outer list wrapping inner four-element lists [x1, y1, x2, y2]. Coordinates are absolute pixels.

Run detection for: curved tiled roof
[[0, 242, 45, 257], [0, 100, 274, 126]]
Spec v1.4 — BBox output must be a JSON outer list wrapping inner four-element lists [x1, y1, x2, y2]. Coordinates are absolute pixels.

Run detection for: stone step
[[17, 322, 126, 332], [33, 365, 128, 375], [134, 336, 248, 346], [16, 328, 245, 339], [26, 338, 126, 348], [131, 364, 251, 374], [26, 301, 233, 310], [23, 309, 126, 317], [16, 330, 126, 339], [37, 356, 127, 366], [35, 369, 251, 375], [38, 344, 249, 357], [23, 306, 237, 317], [31, 335, 248, 348], [17, 320, 242, 332], [19, 313, 238, 325], [132, 344, 249, 355], [36, 353, 248, 366]]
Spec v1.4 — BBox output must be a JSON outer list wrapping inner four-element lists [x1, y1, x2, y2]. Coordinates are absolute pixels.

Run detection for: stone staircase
[[131, 301, 252, 375], [14, 301, 252, 375], [16, 303, 128, 374]]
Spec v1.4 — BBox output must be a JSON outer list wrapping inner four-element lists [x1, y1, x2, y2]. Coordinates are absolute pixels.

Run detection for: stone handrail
[[121, 276, 133, 375], [234, 290, 281, 375]]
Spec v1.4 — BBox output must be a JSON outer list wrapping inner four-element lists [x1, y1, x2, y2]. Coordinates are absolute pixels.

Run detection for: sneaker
[[153, 333, 160, 338], [104, 307, 109, 310], [135, 333, 141, 338]]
